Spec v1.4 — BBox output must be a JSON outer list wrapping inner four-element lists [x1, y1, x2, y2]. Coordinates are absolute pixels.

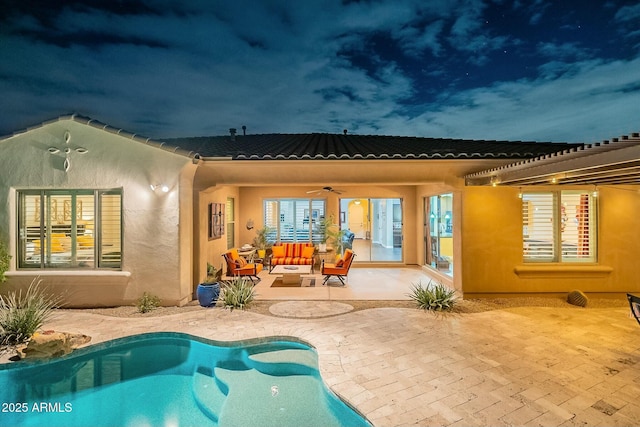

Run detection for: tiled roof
[[3, 114, 580, 161], [163, 133, 578, 160]]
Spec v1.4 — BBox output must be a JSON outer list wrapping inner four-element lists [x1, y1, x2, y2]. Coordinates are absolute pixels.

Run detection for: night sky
[[1, 0, 639, 142]]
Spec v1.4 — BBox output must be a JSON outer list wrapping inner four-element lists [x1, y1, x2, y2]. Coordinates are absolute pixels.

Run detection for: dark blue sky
[[1, 0, 639, 142]]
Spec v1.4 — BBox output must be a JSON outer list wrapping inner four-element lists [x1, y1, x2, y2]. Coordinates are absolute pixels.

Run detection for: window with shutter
[[522, 191, 596, 263]]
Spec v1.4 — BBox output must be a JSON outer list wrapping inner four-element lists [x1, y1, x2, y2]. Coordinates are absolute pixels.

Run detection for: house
[[0, 114, 637, 306]]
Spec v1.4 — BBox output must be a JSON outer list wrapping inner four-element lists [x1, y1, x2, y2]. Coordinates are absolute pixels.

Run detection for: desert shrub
[[136, 292, 161, 313], [0, 278, 60, 345], [408, 280, 457, 312], [221, 277, 255, 310]]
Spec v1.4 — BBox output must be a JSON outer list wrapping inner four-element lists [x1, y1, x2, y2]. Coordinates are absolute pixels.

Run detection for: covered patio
[[240, 266, 435, 301]]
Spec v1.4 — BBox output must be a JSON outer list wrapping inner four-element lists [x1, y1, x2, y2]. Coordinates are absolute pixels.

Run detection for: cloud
[[0, 0, 638, 144]]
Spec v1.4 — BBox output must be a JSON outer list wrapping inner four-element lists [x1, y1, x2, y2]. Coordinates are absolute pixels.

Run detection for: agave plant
[[220, 277, 255, 310], [408, 279, 457, 312], [0, 278, 61, 345]]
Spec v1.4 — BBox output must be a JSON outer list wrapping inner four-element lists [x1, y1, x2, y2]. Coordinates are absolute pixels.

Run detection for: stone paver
[[269, 300, 354, 317], [6, 304, 640, 426]]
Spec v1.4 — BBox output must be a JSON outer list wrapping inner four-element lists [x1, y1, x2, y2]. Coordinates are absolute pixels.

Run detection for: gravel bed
[[75, 296, 629, 318]]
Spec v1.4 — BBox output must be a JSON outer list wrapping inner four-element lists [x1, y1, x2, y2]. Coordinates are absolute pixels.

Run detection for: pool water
[[0, 332, 371, 427]]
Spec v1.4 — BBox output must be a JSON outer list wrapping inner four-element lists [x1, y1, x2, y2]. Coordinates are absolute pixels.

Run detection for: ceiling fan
[[306, 186, 345, 195]]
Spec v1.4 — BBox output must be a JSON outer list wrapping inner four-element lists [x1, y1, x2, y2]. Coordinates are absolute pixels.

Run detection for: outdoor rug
[[270, 277, 316, 287]]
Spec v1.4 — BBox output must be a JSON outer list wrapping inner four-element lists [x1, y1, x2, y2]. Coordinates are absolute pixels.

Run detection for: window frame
[[522, 190, 597, 263], [263, 198, 326, 243], [17, 189, 123, 270]]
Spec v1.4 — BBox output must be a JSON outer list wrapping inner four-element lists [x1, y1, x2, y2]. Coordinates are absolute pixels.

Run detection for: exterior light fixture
[[150, 184, 169, 193], [246, 219, 254, 230], [518, 187, 523, 199]]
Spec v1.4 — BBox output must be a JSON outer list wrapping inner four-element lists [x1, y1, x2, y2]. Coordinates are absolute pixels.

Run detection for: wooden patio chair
[[222, 249, 263, 284], [321, 249, 355, 286], [627, 293, 640, 326]]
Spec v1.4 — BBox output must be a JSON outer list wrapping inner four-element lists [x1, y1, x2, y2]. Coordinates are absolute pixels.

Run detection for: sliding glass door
[[340, 198, 402, 262], [424, 193, 453, 276]]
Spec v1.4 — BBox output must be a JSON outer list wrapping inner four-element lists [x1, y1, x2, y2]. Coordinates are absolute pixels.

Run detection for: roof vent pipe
[[343, 129, 348, 135], [242, 125, 246, 136], [229, 128, 236, 141]]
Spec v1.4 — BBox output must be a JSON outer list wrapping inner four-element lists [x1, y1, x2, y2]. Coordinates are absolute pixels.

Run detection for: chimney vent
[[242, 125, 246, 136], [229, 128, 237, 141], [343, 129, 348, 135]]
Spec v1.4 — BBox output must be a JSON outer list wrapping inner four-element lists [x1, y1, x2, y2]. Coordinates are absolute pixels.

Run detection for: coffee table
[[270, 265, 312, 285]]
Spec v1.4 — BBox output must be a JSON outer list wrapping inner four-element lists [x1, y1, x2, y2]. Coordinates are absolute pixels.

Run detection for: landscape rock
[[21, 330, 91, 359]]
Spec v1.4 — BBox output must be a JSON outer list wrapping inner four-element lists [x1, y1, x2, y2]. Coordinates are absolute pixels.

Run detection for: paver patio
[[34, 297, 640, 426]]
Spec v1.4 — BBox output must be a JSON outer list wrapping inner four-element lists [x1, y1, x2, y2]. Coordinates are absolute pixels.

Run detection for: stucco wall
[[0, 119, 194, 307], [461, 185, 640, 297], [196, 185, 240, 290]]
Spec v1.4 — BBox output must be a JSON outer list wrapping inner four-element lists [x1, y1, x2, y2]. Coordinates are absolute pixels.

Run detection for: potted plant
[[317, 215, 334, 252], [252, 226, 274, 259], [319, 215, 346, 254], [197, 263, 223, 307]]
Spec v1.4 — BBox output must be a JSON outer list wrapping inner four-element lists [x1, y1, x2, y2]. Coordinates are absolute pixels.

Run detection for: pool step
[[192, 367, 227, 423], [247, 349, 318, 376]]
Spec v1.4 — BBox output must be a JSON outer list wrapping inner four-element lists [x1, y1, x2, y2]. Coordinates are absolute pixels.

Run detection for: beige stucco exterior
[[2, 117, 638, 307], [462, 185, 640, 297], [0, 119, 196, 307]]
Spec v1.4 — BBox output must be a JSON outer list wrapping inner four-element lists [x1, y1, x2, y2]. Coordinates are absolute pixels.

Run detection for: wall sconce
[[246, 219, 254, 230], [592, 186, 599, 198], [518, 187, 523, 199], [150, 184, 169, 193]]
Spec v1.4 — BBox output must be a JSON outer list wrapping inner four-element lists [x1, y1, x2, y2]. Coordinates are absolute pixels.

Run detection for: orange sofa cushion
[[270, 243, 315, 266]]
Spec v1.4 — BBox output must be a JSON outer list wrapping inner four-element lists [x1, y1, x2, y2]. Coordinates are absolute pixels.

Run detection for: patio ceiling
[[465, 132, 640, 186]]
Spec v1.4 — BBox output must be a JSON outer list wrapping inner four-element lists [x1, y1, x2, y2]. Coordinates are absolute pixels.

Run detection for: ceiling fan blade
[[306, 189, 322, 194]]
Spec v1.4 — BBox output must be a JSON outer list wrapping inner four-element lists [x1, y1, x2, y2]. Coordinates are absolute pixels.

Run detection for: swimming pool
[[0, 332, 371, 427]]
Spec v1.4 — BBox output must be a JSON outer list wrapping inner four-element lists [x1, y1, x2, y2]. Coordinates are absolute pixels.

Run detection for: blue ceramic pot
[[197, 282, 220, 307]]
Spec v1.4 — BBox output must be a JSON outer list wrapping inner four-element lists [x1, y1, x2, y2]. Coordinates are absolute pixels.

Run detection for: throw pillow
[[237, 257, 247, 267], [336, 259, 345, 267], [272, 246, 285, 258], [302, 246, 315, 258]]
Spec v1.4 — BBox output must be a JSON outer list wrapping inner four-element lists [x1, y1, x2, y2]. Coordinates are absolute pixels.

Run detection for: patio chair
[[222, 249, 263, 284], [627, 293, 640, 326], [321, 249, 355, 286]]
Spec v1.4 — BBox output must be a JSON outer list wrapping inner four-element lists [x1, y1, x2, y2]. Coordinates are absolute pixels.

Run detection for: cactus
[[567, 289, 588, 307]]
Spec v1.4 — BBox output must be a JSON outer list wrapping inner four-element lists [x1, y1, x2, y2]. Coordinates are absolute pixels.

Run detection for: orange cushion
[[272, 246, 285, 258], [302, 246, 315, 258], [229, 248, 239, 260], [336, 259, 344, 267], [237, 257, 247, 267]]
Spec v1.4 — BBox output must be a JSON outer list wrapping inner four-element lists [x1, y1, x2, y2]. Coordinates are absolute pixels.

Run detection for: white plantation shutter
[[560, 192, 595, 262], [263, 199, 326, 243], [523, 193, 555, 261], [98, 191, 122, 268], [18, 190, 122, 269], [522, 191, 596, 263]]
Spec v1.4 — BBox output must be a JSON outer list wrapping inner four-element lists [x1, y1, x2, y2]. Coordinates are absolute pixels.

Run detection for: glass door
[[340, 198, 402, 262], [425, 193, 453, 276]]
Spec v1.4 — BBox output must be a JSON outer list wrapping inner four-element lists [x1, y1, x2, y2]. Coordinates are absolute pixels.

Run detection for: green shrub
[[136, 292, 161, 313], [0, 278, 60, 345], [0, 238, 11, 283], [408, 280, 457, 312], [221, 277, 255, 310]]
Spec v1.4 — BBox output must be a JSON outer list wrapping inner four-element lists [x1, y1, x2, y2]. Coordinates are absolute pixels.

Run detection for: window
[[264, 199, 326, 243], [522, 191, 596, 263], [18, 190, 122, 269], [226, 198, 235, 249]]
